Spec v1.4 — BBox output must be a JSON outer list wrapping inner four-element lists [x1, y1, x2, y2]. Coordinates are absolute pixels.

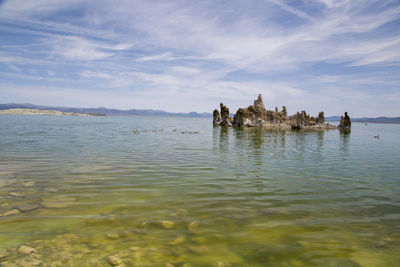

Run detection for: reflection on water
[[340, 129, 351, 153], [0, 115, 400, 266]]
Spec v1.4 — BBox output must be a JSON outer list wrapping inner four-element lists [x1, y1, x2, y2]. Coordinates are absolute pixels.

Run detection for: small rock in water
[[3, 209, 21, 216], [106, 233, 120, 240], [162, 220, 175, 229], [18, 245, 37, 255], [9, 192, 24, 197], [16, 204, 39, 212], [106, 255, 122, 266]]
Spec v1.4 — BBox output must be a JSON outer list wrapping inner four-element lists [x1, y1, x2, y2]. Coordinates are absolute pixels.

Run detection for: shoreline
[[0, 109, 104, 116]]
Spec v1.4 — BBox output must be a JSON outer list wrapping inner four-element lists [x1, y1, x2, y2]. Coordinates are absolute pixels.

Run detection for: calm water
[[0, 115, 399, 266]]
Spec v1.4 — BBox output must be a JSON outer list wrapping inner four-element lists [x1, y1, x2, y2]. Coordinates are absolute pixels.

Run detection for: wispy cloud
[[50, 36, 113, 61], [0, 0, 399, 116], [267, 0, 317, 22], [137, 52, 175, 62]]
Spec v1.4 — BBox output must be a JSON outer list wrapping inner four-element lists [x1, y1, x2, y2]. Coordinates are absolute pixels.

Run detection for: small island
[[0, 108, 105, 116], [213, 94, 351, 130]]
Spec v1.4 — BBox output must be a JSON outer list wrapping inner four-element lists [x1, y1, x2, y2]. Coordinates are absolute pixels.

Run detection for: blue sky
[[0, 0, 399, 116]]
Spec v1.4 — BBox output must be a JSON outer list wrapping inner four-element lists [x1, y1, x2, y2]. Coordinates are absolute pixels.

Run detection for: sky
[[0, 0, 399, 117]]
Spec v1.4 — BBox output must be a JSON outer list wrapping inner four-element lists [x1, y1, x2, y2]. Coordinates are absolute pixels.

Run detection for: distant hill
[[0, 103, 212, 117], [1, 103, 399, 123], [326, 116, 400, 124]]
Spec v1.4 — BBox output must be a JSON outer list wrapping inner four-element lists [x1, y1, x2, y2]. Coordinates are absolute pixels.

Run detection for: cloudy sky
[[0, 0, 399, 116]]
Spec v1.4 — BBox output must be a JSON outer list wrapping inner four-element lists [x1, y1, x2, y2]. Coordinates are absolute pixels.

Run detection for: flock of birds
[[132, 129, 199, 134], [132, 125, 380, 138]]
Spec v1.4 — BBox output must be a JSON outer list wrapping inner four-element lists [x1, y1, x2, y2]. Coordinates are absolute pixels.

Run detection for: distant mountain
[[351, 117, 400, 123], [325, 116, 341, 121], [0, 103, 212, 117], [1, 103, 399, 123], [326, 116, 400, 123]]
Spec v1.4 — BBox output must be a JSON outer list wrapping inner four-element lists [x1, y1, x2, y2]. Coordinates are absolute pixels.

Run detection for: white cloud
[[0, 0, 83, 16], [0, 0, 399, 115], [79, 71, 113, 80], [51, 37, 112, 61], [46, 36, 132, 61], [137, 52, 175, 62], [267, 0, 317, 22]]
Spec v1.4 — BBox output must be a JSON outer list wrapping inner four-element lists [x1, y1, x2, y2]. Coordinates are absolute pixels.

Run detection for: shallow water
[[0, 115, 399, 266]]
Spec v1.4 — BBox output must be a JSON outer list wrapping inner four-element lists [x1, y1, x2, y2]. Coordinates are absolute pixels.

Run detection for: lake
[[0, 115, 399, 266]]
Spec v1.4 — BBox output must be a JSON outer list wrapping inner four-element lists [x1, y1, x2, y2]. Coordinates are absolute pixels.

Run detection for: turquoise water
[[0, 115, 399, 266]]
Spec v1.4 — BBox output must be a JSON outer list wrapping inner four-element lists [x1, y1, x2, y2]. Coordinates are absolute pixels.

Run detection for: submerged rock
[[9, 192, 25, 197], [17, 246, 37, 255], [106, 255, 122, 266], [106, 233, 120, 240], [16, 204, 39, 212], [3, 209, 21, 216], [214, 94, 338, 130], [161, 220, 175, 229]]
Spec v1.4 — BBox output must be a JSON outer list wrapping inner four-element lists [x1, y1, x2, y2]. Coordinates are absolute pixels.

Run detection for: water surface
[[0, 115, 399, 266]]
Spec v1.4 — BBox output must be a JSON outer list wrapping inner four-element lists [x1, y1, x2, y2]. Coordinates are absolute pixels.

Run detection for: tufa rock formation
[[317, 111, 325, 124], [232, 94, 288, 127], [219, 103, 233, 126], [338, 112, 351, 129], [213, 109, 221, 125], [214, 94, 343, 130]]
